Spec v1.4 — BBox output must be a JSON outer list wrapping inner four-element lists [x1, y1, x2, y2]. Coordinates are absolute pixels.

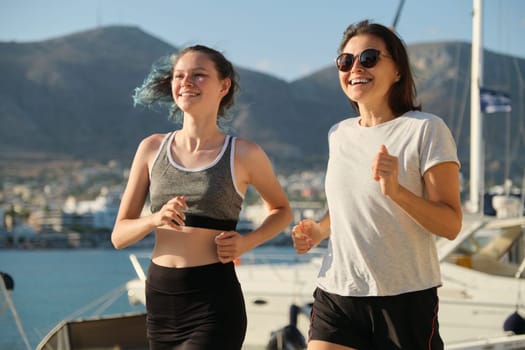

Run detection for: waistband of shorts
[[146, 260, 237, 293]]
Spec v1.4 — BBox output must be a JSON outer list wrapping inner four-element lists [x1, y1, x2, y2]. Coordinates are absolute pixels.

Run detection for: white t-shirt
[[318, 110, 460, 296]]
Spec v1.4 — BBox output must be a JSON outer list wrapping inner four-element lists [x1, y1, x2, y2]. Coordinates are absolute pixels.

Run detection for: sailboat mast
[[469, 0, 484, 213]]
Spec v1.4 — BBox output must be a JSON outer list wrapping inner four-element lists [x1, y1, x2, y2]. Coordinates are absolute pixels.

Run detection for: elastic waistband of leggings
[[146, 260, 238, 293]]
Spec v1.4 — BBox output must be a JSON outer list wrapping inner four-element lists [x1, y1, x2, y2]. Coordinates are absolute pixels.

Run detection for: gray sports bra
[[149, 132, 244, 231]]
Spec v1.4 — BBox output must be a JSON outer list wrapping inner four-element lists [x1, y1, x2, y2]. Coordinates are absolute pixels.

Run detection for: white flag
[[480, 87, 512, 114]]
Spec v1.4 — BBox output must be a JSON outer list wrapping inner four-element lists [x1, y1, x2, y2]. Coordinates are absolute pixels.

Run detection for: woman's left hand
[[215, 231, 245, 263], [372, 144, 400, 198]]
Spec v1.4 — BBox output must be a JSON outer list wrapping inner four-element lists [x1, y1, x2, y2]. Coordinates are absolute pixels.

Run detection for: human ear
[[221, 78, 231, 93]]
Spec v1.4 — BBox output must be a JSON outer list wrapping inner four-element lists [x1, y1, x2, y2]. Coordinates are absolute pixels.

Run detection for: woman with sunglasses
[[292, 20, 462, 350], [111, 44, 292, 350]]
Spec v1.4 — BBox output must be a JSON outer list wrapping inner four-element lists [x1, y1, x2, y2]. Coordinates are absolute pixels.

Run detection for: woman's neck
[[176, 123, 224, 152], [358, 105, 396, 127]]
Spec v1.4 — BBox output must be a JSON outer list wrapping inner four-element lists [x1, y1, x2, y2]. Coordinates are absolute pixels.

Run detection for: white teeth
[[350, 79, 370, 85], [181, 93, 197, 97]]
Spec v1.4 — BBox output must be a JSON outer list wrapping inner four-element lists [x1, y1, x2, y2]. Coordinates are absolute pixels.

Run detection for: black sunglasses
[[335, 48, 385, 72]]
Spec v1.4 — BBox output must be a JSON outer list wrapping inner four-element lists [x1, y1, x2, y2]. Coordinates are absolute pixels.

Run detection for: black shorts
[[309, 287, 443, 350], [146, 261, 247, 350]]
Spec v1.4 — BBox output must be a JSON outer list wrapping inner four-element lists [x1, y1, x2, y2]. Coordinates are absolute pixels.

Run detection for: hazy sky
[[1, 0, 524, 81]]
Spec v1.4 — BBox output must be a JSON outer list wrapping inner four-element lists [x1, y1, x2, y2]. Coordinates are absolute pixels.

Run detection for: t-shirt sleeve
[[419, 116, 460, 175]]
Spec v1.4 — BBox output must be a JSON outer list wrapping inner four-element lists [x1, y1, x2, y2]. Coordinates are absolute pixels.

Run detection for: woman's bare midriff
[[151, 225, 224, 268]]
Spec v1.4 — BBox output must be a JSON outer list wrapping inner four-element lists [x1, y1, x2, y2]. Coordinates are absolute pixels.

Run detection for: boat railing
[[129, 253, 147, 281]]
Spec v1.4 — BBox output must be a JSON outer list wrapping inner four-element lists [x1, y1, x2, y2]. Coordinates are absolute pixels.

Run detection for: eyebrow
[[174, 66, 208, 72]]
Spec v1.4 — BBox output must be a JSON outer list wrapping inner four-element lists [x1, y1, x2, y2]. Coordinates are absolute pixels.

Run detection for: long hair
[[338, 20, 421, 115], [133, 45, 240, 123]]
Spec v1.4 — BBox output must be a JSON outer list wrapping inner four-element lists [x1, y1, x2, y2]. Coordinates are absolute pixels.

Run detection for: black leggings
[[146, 261, 247, 350]]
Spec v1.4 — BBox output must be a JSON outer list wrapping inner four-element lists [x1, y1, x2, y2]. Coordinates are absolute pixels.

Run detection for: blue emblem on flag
[[480, 87, 512, 114]]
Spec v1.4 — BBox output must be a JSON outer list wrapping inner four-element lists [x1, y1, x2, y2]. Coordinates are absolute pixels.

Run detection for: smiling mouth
[[349, 78, 371, 85]]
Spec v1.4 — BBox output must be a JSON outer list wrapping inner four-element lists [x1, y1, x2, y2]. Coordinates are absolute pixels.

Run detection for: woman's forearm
[[243, 205, 293, 251], [389, 185, 462, 240], [111, 215, 156, 250]]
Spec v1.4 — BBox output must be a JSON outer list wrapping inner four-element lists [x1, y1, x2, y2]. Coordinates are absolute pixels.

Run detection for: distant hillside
[[1, 26, 524, 187], [0, 26, 177, 162]]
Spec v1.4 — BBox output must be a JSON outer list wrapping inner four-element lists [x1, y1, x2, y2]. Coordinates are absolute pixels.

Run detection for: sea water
[[0, 248, 149, 350]]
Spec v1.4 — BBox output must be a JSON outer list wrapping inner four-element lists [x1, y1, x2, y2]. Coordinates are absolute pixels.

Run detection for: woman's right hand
[[291, 219, 317, 254], [153, 195, 188, 229]]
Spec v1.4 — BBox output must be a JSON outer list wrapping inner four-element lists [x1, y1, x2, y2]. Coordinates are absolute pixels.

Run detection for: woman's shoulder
[[231, 136, 270, 165], [328, 116, 359, 135], [403, 110, 443, 122], [137, 132, 172, 153], [232, 136, 263, 154], [400, 110, 451, 129], [401, 111, 454, 138], [143, 132, 169, 141]]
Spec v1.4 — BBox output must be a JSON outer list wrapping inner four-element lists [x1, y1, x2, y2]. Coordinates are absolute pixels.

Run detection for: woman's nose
[[181, 75, 194, 86]]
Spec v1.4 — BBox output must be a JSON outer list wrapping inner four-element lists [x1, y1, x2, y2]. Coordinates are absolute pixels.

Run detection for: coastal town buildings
[[0, 161, 327, 248]]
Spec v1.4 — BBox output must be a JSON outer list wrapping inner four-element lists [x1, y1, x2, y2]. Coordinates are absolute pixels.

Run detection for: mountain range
[[1, 25, 524, 187]]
